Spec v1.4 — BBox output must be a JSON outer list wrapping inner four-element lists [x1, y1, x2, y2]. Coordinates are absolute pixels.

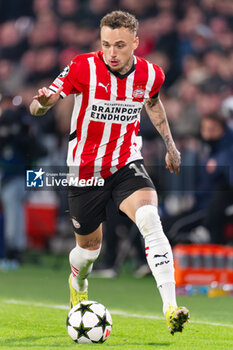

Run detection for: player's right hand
[[165, 148, 181, 175], [33, 86, 63, 108]]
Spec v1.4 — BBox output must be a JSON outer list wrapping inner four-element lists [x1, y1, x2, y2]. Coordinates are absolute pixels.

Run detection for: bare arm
[[29, 87, 63, 116], [145, 96, 181, 174]]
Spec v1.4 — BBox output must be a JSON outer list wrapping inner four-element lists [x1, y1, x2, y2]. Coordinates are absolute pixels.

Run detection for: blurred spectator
[[0, 93, 47, 268], [120, 0, 156, 20], [197, 89, 222, 116], [55, 0, 81, 22], [198, 114, 233, 243], [0, 21, 28, 61], [164, 113, 233, 244], [28, 13, 58, 48], [22, 47, 60, 84], [59, 22, 81, 47], [32, 0, 54, 17], [0, 59, 26, 95], [83, 0, 115, 27], [221, 96, 233, 128]]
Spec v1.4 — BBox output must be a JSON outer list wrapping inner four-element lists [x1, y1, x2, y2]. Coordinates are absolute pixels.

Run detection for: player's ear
[[133, 36, 139, 50]]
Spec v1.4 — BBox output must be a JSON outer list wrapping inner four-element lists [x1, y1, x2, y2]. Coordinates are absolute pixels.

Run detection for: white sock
[[69, 243, 101, 292], [135, 205, 177, 312], [158, 282, 177, 314]]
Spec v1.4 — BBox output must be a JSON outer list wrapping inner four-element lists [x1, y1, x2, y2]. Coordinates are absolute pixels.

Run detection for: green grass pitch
[[0, 261, 232, 350]]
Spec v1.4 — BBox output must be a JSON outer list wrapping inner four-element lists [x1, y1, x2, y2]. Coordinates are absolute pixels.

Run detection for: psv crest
[[132, 88, 145, 98]]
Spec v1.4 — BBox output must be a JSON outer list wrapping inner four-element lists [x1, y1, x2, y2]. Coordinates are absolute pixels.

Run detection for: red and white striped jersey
[[50, 51, 164, 183]]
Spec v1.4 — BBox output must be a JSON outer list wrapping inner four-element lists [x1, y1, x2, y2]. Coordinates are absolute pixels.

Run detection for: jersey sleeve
[[49, 56, 84, 98], [149, 65, 165, 98]]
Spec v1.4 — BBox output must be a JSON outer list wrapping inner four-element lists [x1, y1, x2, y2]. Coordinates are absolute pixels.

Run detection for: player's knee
[[74, 227, 102, 250], [135, 205, 165, 240], [78, 239, 102, 251], [135, 205, 160, 234]]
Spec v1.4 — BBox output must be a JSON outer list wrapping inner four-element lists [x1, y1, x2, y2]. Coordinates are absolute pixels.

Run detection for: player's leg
[[69, 225, 102, 307], [68, 185, 109, 308], [119, 188, 189, 334], [119, 188, 177, 310]]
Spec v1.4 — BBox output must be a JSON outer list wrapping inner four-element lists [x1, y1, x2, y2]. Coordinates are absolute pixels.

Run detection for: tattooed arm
[[145, 96, 181, 174]]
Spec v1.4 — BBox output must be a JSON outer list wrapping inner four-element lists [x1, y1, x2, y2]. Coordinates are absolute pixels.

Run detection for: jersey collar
[[102, 53, 136, 80]]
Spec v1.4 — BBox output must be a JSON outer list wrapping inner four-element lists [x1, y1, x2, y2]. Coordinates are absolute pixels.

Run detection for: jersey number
[[129, 163, 150, 179]]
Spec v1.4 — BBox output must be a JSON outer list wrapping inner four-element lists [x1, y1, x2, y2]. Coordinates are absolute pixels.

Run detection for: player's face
[[101, 26, 139, 73]]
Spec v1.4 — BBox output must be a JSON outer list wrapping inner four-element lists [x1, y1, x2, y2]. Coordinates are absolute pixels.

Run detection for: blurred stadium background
[[0, 0, 233, 296]]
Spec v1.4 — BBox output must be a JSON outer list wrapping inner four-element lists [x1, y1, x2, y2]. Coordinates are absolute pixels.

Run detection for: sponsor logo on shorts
[[72, 218, 81, 229]]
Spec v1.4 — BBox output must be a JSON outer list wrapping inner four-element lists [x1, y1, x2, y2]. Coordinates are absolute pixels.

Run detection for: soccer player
[[29, 11, 189, 335]]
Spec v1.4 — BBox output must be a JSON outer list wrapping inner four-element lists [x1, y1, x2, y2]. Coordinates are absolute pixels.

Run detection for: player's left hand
[[165, 149, 181, 175], [33, 86, 63, 108]]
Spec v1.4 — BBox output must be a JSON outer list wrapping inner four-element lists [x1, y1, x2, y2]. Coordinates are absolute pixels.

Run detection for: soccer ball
[[66, 300, 112, 343]]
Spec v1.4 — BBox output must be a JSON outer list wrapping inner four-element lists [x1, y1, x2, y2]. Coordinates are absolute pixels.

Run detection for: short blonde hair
[[100, 10, 139, 34]]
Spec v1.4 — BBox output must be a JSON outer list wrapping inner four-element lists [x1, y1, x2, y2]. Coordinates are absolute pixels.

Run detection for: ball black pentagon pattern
[[76, 302, 96, 317], [67, 301, 112, 344], [74, 320, 93, 342], [96, 309, 111, 333]]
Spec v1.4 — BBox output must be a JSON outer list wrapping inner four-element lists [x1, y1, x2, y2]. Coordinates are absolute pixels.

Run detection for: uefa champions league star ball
[[67, 301, 112, 343]]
